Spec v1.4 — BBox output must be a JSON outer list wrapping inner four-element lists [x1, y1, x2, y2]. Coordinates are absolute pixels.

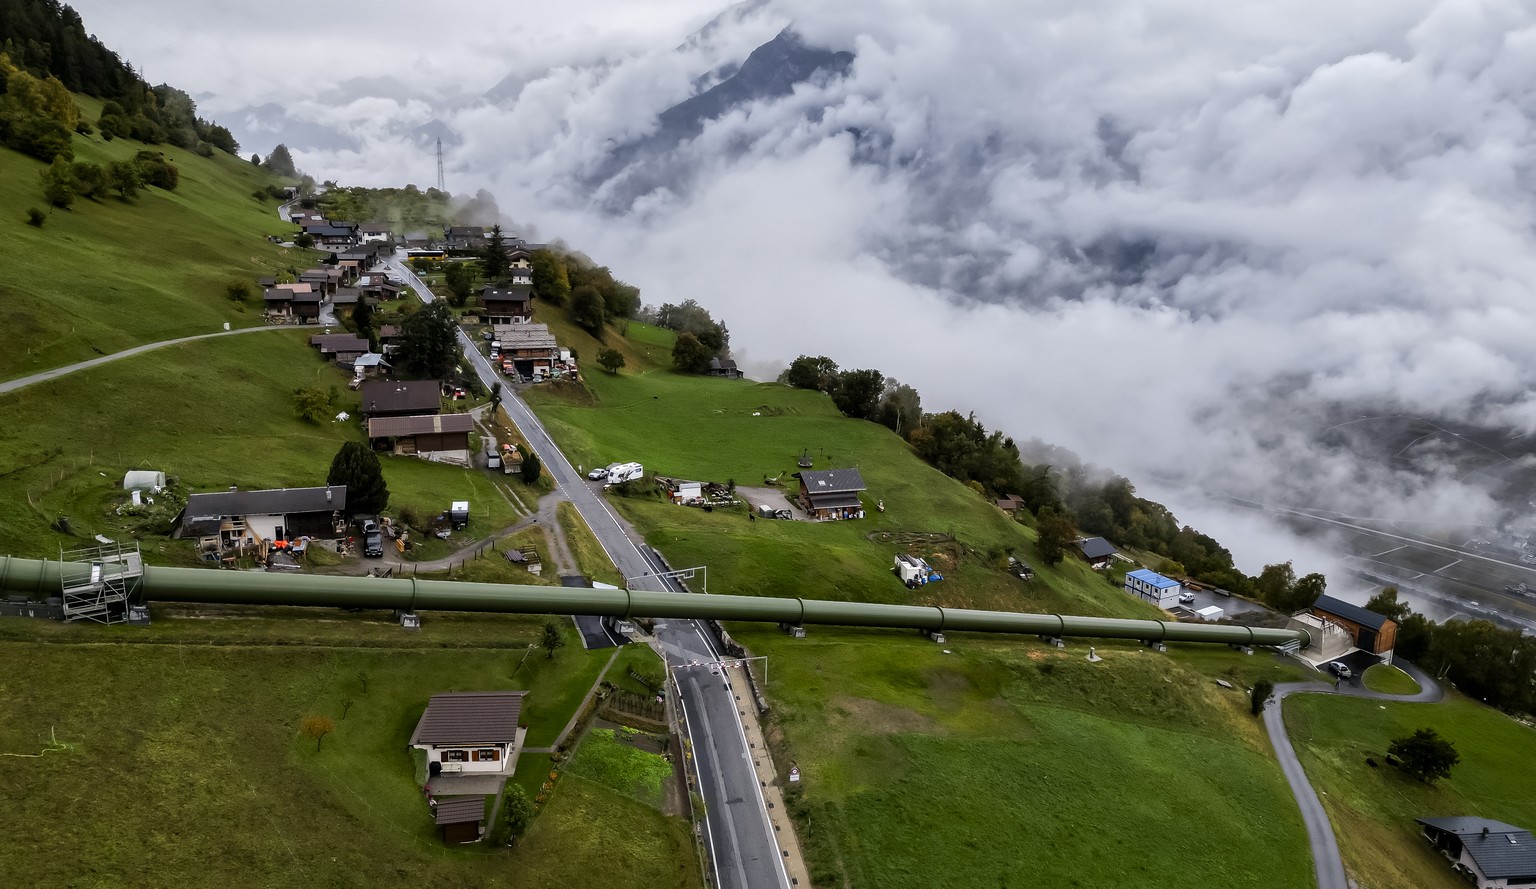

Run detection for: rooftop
[[482, 284, 532, 302], [493, 323, 557, 350], [1127, 568, 1180, 589], [360, 380, 441, 415], [433, 797, 485, 826], [799, 468, 867, 494], [1418, 817, 1536, 879], [182, 485, 346, 527], [367, 413, 474, 438], [410, 691, 527, 745], [1077, 537, 1118, 559], [1312, 594, 1394, 631]]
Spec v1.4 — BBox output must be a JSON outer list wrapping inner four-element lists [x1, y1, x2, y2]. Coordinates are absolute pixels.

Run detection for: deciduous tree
[[40, 155, 73, 207], [530, 249, 570, 305], [570, 284, 605, 335], [779, 355, 839, 391], [672, 331, 712, 373], [1035, 506, 1078, 567], [596, 348, 625, 374], [501, 784, 535, 844], [292, 386, 329, 423], [831, 369, 885, 421], [1389, 728, 1458, 784], [300, 715, 335, 751]]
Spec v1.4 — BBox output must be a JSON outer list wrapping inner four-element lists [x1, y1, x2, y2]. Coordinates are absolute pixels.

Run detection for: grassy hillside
[[0, 612, 698, 889], [1286, 693, 1536, 889], [0, 108, 305, 382], [736, 627, 1315, 888], [524, 314, 1152, 617], [0, 331, 529, 560]]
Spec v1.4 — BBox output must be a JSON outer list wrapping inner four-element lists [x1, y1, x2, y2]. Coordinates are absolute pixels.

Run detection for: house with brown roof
[[360, 380, 441, 418], [492, 323, 559, 376], [480, 284, 532, 325], [368, 413, 473, 465], [309, 333, 371, 364], [409, 691, 528, 778], [291, 291, 322, 324], [433, 797, 486, 845]]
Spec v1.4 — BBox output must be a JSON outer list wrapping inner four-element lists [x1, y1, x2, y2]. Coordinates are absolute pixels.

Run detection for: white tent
[[122, 470, 166, 492]]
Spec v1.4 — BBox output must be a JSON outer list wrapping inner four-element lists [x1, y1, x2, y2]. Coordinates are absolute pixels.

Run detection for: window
[[472, 748, 501, 762], [442, 749, 469, 762]]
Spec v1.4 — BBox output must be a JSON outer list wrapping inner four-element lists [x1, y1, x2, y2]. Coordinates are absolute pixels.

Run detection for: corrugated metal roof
[[410, 691, 526, 745], [1418, 818, 1536, 878], [434, 797, 486, 825], [800, 468, 867, 494], [1312, 594, 1393, 631], [367, 413, 473, 438]]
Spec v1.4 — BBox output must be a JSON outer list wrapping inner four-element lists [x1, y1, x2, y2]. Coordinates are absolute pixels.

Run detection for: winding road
[[1264, 661, 1443, 889]]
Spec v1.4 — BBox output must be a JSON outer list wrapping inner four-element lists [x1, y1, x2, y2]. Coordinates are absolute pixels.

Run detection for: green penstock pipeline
[[0, 555, 1311, 648]]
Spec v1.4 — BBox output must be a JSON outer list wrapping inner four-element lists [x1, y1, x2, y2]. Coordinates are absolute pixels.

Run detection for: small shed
[[433, 796, 486, 844], [122, 470, 166, 492], [1195, 604, 1225, 622], [449, 501, 470, 528]]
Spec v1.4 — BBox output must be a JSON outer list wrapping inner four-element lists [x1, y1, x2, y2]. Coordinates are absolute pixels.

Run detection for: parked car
[[588, 466, 611, 480], [1329, 662, 1352, 680], [357, 518, 383, 558], [1178, 591, 1196, 605]]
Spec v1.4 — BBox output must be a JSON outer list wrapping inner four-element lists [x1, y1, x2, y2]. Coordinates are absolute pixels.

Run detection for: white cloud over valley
[[70, 0, 1536, 574]]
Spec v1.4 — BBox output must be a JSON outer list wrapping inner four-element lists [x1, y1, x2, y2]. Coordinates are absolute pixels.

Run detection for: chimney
[[325, 487, 332, 503], [1483, 827, 1490, 837]]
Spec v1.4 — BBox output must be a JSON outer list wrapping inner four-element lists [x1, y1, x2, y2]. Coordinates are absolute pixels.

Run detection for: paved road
[[387, 255, 790, 889], [1264, 661, 1443, 889], [0, 325, 290, 396]]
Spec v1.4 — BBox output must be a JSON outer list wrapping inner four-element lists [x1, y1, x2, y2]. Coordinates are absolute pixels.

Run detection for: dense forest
[[0, 0, 238, 163]]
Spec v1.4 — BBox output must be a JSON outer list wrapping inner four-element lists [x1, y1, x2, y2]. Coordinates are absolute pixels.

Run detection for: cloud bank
[[73, 0, 1536, 572]]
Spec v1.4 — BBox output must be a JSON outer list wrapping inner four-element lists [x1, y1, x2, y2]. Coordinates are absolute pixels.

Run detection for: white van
[[606, 462, 644, 485]]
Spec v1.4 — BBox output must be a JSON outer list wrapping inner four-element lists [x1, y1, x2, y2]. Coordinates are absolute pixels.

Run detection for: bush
[[133, 151, 179, 190], [25, 207, 45, 227]]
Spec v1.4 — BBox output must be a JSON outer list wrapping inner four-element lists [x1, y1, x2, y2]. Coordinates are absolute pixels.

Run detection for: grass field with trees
[[0, 96, 302, 382], [1285, 692, 1536, 889]]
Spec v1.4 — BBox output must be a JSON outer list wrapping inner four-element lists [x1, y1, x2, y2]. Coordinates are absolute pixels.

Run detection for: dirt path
[[0, 326, 291, 395]]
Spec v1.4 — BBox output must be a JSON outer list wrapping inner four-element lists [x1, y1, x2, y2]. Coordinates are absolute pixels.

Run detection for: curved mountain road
[[1265, 661, 1443, 889]]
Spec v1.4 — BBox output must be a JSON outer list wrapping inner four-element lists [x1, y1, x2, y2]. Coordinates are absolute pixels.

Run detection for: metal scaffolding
[[58, 542, 143, 624]]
